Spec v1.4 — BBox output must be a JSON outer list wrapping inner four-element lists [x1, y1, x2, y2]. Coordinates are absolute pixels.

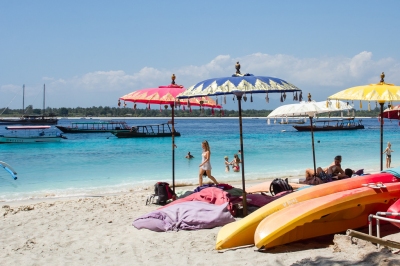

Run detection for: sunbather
[[305, 155, 347, 182]]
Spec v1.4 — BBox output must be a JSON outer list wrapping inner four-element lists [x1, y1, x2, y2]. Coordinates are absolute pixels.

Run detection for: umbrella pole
[[237, 95, 247, 217], [310, 116, 317, 176], [171, 105, 176, 194], [380, 102, 384, 171]]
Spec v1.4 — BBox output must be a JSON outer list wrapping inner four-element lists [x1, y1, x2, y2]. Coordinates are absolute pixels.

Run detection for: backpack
[[269, 178, 293, 196], [149, 182, 175, 205]]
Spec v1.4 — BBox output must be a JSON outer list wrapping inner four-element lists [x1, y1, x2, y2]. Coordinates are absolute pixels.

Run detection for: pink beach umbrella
[[118, 75, 222, 192]]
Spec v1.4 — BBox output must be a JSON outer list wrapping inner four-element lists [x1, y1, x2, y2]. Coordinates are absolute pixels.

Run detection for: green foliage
[[0, 105, 385, 118]]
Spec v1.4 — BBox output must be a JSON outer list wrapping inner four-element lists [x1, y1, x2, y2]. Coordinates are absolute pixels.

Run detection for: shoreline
[[0, 178, 265, 207]]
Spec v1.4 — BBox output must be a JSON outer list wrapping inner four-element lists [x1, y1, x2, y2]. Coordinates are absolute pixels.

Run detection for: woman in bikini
[[199, 140, 219, 186], [230, 154, 241, 172]]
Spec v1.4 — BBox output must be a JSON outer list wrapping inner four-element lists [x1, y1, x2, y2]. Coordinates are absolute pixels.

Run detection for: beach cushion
[[158, 187, 233, 213], [132, 201, 235, 232]]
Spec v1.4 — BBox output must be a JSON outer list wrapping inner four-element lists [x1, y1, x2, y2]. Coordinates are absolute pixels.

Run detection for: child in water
[[224, 156, 230, 172], [383, 142, 394, 168]]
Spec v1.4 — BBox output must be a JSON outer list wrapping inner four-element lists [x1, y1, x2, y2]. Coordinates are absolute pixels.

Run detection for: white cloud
[[1, 51, 400, 109]]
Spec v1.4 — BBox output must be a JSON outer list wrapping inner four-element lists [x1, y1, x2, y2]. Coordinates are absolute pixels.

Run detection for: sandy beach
[[2, 182, 400, 266]]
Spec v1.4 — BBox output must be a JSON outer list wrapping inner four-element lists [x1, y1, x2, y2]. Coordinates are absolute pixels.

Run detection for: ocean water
[[1, 117, 399, 201]]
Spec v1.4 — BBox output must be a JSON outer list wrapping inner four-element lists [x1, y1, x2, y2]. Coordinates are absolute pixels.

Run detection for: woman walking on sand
[[199, 140, 219, 186], [383, 142, 394, 168]]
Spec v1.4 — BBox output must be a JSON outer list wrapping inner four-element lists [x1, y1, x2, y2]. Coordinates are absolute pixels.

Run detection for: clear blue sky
[[1, 0, 400, 111]]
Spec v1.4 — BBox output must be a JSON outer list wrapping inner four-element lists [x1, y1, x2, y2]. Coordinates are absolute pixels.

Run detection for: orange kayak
[[216, 173, 398, 250], [254, 182, 400, 249]]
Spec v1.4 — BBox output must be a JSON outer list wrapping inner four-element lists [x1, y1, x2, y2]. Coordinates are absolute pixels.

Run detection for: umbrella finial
[[307, 93, 312, 102], [235, 61, 241, 75], [380, 72, 385, 83], [171, 74, 176, 85]]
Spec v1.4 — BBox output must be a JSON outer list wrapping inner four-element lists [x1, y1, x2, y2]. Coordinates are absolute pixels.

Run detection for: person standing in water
[[199, 140, 219, 186], [383, 142, 394, 168]]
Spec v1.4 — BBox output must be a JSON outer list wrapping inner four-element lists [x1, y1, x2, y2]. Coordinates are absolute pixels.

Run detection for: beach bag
[[269, 178, 293, 196], [153, 182, 175, 205]]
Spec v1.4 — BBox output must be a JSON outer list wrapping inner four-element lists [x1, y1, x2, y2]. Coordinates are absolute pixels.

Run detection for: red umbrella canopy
[[382, 105, 400, 120], [119, 84, 221, 108]]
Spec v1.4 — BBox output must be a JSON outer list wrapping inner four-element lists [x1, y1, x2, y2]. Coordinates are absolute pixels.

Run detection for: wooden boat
[[112, 122, 180, 138], [0, 114, 58, 125], [0, 126, 66, 143], [293, 117, 364, 131], [279, 119, 306, 125], [215, 172, 399, 250], [0, 85, 58, 125], [56, 121, 131, 133], [254, 182, 400, 250]]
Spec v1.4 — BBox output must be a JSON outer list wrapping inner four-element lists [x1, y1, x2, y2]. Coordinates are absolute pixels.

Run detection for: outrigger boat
[[0, 126, 66, 143], [112, 122, 180, 138], [293, 117, 364, 131], [56, 121, 131, 133]]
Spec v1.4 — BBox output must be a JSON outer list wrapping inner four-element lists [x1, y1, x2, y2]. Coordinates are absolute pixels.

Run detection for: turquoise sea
[[1, 117, 399, 202]]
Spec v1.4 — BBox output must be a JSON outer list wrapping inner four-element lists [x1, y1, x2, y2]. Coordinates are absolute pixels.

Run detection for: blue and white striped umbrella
[[177, 74, 301, 98], [177, 72, 302, 216]]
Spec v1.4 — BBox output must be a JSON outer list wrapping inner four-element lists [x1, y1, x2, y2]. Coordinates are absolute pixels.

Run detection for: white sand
[[1, 184, 400, 265]]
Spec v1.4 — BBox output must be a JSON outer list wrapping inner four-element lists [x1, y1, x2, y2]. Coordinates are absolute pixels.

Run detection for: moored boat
[[0, 126, 66, 143], [0, 114, 58, 125], [0, 84, 58, 125], [293, 117, 364, 131], [56, 121, 131, 133], [112, 122, 180, 138]]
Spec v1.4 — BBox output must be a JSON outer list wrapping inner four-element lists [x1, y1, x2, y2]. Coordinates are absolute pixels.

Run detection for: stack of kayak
[[216, 169, 400, 251]]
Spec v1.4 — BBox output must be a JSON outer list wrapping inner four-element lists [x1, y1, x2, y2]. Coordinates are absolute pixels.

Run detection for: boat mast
[[43, 84, 45, 117], [22, 84, 25, 115]]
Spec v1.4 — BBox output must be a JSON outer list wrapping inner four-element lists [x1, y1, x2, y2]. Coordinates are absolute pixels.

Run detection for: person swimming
[[185, 152, 194, 159]]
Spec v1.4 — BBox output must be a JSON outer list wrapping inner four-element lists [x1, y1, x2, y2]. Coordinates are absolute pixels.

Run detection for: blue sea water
[[1, 117, 399, 202]]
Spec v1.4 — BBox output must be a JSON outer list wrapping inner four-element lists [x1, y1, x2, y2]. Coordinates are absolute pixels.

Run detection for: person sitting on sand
[[305, 155, 347, 182], [224, 156, 230, 172], [185, 152, 194, 159]]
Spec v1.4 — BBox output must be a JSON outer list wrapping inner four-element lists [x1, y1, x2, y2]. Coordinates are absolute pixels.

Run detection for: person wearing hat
[[224, 156, 230, 172]]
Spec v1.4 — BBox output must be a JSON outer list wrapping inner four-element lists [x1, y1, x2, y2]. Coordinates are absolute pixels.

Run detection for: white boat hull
[[0, 136, 62, 143]]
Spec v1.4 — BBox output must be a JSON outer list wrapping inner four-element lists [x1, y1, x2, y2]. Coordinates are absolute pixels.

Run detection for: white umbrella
[[268, 100, 353, 176]]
